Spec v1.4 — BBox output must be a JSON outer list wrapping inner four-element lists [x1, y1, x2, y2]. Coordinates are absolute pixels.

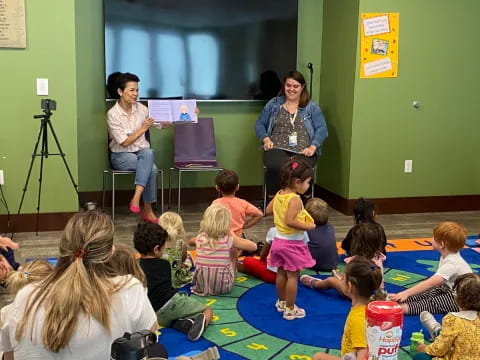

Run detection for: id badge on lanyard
[[288, 109, 298, 147], [289, 131, 297, 147]]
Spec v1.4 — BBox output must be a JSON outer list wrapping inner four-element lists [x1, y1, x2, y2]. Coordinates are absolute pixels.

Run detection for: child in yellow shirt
[[265, 158, 316, 320], [312, 257, 385, 360]]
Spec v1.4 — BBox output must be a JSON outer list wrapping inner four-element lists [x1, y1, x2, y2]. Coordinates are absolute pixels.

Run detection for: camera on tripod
[[111, 330, 161, 360], [41, 99, 56, 112]]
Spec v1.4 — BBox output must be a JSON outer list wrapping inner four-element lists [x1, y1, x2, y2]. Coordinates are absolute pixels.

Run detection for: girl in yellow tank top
[[273, 191, 314, 235], [265, 158, 316, 320]]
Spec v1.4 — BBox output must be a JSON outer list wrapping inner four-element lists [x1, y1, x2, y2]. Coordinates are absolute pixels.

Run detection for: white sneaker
[[420, 311, 441, 339], [283, 305, 306, 320], [275, 299, 286, 312]]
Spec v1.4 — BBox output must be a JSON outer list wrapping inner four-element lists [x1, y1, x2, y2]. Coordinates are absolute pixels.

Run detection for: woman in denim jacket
[[254, 71, 328, 198]]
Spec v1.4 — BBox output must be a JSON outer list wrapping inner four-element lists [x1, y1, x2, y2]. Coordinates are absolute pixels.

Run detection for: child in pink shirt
[[212, 170, 263, 236]]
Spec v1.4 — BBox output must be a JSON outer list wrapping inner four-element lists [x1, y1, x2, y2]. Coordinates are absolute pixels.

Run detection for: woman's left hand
[[0, 236, 19, 252], [302, 145, 317, 157]]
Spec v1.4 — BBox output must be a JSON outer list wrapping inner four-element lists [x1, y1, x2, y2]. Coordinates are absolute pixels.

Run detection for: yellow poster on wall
[[360, 13, 399, 79]]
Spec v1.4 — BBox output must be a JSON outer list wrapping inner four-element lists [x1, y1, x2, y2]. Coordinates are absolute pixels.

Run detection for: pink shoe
[[129, 203, 141, 214], [300, 274, 318, 289], [141, 212, 158, 224]]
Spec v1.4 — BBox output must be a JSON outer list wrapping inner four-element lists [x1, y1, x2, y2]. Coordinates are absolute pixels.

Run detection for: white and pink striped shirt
[[107, 102, 150, 153], [191, 233, 235, 296]]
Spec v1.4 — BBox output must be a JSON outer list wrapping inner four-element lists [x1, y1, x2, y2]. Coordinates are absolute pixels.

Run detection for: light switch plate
[[36, 78, 48, 96]]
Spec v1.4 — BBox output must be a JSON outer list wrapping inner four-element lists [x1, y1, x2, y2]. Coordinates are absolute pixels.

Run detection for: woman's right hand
[[263, 137, 274, 151]]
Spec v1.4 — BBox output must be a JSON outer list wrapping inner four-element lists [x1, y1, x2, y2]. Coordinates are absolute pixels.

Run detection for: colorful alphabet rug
[[160, 237, 480, 360]]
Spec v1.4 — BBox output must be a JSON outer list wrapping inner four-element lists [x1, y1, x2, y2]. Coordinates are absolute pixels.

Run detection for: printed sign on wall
[[0, 0, 26, 48], [360, 13, 399, 79]]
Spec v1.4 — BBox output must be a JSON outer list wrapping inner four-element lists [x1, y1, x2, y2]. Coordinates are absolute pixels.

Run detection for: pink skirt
[[268, 238, 315, 272]]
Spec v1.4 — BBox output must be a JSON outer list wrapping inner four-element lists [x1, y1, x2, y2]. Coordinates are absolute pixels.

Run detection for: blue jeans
[[110, 148, 157, 203]]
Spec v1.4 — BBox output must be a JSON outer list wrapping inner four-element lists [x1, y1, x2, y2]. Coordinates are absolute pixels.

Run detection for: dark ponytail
[[280, 157, 313, 189], [353, 198, 376, 224], [344, 257, 385, 301]]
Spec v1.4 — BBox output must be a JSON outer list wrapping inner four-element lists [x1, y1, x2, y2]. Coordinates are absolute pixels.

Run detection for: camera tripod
[[14, 103, 78, 236]]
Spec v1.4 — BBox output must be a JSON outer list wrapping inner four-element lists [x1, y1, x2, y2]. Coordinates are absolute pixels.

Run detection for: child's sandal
[[299, 274, 317, 289]]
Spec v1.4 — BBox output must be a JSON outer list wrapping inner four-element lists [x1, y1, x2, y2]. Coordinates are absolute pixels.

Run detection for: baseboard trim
[[79, 185, 264, 209], [0, 212, 76, 233], [2, 186, 478, 233], [315, 185, 480, 215]]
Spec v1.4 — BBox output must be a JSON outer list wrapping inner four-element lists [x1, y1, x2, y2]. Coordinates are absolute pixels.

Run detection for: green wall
[[350, 0, 480, 198], [2, 0, 478, 217], [0, 0, 79, 214], [1, 0, 325, 215], [319, 0, 480, 199], [75, 0, 109, 194], [297, 0, 324, 104], [317, 0, 360, 198]]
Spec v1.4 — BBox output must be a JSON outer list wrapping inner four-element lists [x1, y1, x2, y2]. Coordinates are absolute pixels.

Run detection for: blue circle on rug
[[238, 281, 350, 348], [237, 276, 429, 347]]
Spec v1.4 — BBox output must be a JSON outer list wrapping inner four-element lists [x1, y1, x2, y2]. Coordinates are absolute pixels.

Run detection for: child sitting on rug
[[266, 158, 316, 320], [3, 259, 53, 315], [300, 222, 386, 296], [238, 228, 277, 284], [413, 273, 480, 360], [305, 197, 338, 271], [0, 259, 53, 360], [212, 169, 263, 237], [192, 204, 257, 296], [312, 257, 386, 360], [158, 211, 194, 288], [390, 221, 473, 315], [341, 198, 387, 256], [109, 243, 146, 286], [134, 223, 213, 341]]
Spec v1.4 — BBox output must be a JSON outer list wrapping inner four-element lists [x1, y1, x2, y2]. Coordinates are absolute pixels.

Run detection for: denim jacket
[[254, 96, 328, 155]]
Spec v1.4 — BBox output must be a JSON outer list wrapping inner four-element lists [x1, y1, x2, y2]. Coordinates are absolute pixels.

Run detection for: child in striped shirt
[[191, 204, 257, 296]]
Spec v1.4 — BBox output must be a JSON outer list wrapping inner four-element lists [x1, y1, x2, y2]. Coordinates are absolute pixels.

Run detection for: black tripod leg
[[13, 121, 44, 238], [47, 120, 79, 195], [35, 132, 47, 235]]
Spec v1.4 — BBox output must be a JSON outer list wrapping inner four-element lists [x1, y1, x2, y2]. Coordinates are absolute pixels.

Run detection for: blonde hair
[[199, 204, 231, 249], [305, 197, 329, 225], [158, 212, 186, 248], [6, 260, 53, 295], [16, 210, 122, 352], [109, 244, 146, 286]]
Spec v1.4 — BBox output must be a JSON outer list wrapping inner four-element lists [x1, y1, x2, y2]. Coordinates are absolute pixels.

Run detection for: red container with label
[[365, 301, 403, 360]]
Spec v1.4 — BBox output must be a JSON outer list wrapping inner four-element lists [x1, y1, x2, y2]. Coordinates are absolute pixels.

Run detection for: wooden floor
[[1, 204, 478, 307], [9, 204, 480, 264]]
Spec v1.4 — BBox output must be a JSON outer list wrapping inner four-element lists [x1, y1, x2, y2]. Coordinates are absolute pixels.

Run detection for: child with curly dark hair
[[134, 223, 213, 342]]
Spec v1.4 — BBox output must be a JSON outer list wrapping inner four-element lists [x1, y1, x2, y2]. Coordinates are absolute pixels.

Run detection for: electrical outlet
[[0, 170, 3, 185], [404, 160, 413, 173]]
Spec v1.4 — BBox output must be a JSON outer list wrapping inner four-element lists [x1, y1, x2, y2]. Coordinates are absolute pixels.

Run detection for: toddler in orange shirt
[[212, 169, 263, 237]]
